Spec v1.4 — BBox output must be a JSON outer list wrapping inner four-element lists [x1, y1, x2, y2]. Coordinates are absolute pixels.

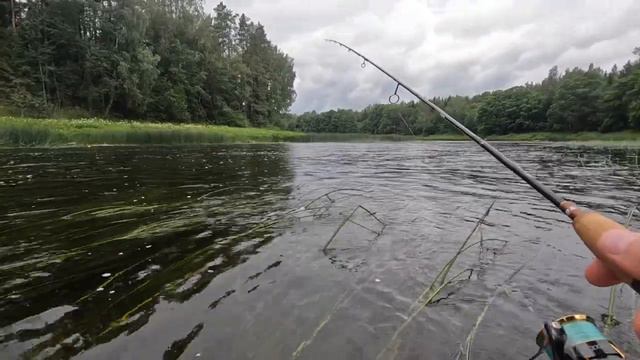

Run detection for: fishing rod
[[327, 39, 637, 359], [326, 39, 565, 209]]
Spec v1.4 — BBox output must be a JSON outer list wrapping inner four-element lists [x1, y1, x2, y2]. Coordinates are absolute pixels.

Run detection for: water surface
[[1, 142, 639, 359]]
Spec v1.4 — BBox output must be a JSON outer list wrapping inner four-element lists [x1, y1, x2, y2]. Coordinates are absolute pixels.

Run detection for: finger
[[560, 201, 582, 219], [635, 311, 640, 340], [584, 259, 622, 287], [597, 229, 640, 280]]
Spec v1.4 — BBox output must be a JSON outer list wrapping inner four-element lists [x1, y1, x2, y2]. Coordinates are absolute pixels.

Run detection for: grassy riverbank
[[300, 132, 467, 142], [487, 131, 640, 142], [1, 116, 639, 146], [0, 116, 304, 146], [296, 131, 640, 143]]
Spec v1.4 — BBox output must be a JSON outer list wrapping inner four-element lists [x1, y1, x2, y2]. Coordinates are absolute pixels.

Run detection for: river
[[1, 142, 639, 359]]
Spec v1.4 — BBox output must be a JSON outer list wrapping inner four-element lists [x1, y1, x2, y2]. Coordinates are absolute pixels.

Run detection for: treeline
[[288, 48, 640, 135], [0, 0, 295, 127]]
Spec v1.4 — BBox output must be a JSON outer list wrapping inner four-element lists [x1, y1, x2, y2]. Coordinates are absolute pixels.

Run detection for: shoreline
[[1, 116, 639, 146]]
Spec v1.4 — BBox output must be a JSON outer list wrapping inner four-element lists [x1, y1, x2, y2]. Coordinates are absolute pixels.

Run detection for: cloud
[[205, 0, 640, 113]]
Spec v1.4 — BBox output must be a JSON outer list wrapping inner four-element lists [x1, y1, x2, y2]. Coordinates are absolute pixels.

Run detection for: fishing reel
[[533, 314, 625, 359]]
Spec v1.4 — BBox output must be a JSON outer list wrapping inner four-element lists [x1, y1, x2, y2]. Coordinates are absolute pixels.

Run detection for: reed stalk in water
[[454, 251, 539, 360], [603, 207, 638, 331], [375, 201, 496, 360], [322, 205, 386, 252]]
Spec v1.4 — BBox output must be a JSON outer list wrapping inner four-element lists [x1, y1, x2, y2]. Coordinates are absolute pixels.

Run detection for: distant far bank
[[303, 131, 640, 143], [1, 117, 640, 147]]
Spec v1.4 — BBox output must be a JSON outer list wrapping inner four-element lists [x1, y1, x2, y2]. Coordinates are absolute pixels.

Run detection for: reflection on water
[[0, 142, 639, 359], [0, 145, 294, 358]]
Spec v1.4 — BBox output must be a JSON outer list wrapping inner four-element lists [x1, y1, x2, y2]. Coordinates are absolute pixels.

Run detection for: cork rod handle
[[566, 206, 640, 294]]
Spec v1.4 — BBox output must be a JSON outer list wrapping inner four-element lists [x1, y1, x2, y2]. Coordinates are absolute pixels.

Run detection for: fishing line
[[326, 39, 565, 211], [397, 113, 415, 136], [389, 83, 400, 104]]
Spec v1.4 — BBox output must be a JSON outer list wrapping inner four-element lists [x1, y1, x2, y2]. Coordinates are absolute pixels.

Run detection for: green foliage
[[8, 84, 48, 116], [630, 100, 640, 129], [291, 109, 360, 133], [476, 87, 548, 135], [547, 67, 605, 131], [0, 0, 295, 127]]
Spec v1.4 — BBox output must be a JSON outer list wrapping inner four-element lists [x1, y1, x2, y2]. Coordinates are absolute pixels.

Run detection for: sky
[[205, 0, 640, 114]]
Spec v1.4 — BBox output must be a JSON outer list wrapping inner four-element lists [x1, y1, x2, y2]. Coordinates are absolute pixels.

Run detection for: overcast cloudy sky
[[205, 0, 640, 113]]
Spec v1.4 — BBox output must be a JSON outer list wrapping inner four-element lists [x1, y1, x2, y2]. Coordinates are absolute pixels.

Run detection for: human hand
[[584, 228, 640, 339], [560, 201, 640, 339]]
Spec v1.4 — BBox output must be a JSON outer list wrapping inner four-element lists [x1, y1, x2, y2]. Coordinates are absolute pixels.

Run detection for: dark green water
[[0, 143, 639, 359]]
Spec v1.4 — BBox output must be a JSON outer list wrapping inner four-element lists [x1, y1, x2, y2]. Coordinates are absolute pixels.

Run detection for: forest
[[1, 1, 639, 136], [288, 50, 640, 136], [0, 0, 296, 127]]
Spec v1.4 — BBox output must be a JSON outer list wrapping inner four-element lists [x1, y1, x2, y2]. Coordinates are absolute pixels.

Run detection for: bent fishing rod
[[328, 39, 633, 360], [326, 39, 640, 298]]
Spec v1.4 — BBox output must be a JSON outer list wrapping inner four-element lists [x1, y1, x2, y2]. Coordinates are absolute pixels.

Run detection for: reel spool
[[535, 314, 625, 359]]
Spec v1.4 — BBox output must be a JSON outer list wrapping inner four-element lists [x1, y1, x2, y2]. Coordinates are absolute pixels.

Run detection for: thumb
[[597, 229, 640, 281]]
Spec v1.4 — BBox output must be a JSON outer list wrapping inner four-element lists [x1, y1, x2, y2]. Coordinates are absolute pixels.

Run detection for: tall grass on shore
[[2, 116, 640, 146], [0, 116, 304, 146]]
